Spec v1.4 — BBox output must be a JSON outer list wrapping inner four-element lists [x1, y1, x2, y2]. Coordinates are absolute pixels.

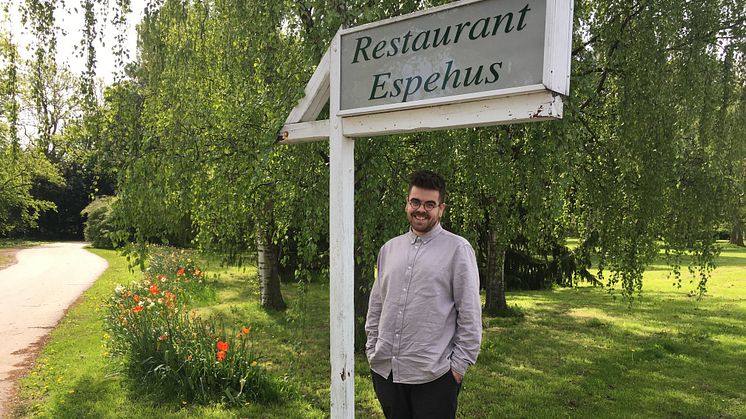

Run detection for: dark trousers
[[371, 370, 462, 419]]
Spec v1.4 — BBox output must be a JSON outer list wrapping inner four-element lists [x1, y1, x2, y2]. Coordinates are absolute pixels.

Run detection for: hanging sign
[[339, 0, 569, 116]]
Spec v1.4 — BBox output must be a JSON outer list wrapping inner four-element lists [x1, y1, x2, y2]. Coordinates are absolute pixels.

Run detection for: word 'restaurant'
[[349, 3, 533, 103]]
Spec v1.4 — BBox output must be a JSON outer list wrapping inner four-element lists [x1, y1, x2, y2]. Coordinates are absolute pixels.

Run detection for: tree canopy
[[3, 0, 745, 315], [0, 31, 64, 235]]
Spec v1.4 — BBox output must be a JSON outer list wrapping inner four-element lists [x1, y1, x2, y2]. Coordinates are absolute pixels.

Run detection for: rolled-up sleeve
[[449, 243, 482, 376]]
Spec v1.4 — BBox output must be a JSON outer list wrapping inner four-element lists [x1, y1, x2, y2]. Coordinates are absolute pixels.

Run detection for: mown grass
[[11, 243, 746, 418], [465, 243, 746, 418]]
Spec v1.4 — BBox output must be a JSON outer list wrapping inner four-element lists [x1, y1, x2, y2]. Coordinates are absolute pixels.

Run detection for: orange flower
[[132, 306, 143, 313], [241, 326, 251, 335], [149, 284, 159, 295], [216, 351, 226, 362], [216, 341, 229, 352], [133, 295, 140, 302], [176, 268, 185, 276]]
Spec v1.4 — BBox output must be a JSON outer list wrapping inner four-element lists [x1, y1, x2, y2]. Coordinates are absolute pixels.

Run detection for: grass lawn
[[10, 243, 746, 418]]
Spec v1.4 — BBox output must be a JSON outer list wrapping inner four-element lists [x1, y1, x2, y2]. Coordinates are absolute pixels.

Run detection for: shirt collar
[[408, 223, 443, 245]]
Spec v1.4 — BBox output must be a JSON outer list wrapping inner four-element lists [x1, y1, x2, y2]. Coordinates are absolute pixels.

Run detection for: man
[[366, 170, 482, 418]]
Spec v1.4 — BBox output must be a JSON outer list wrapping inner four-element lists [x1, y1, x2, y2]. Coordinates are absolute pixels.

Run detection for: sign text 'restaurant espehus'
[[339, 0, 546, 111]]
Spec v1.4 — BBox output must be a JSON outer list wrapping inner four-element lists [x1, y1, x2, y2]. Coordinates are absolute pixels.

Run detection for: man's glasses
[[408, 198, 440, 211]]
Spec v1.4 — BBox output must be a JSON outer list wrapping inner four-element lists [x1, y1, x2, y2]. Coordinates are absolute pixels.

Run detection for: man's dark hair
[[409, 170, 446, 203]]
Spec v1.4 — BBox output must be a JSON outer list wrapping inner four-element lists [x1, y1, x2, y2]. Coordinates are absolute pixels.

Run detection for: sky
[[2, 0, 146, 86]]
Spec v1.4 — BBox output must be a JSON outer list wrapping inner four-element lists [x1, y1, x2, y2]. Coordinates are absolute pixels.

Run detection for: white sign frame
[[276, 1, 573, 417], [279, 0, 572, 144], [337, 0, 571, 117]]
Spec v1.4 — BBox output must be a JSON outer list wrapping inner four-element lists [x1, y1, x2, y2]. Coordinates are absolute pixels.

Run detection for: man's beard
[[408, 210, 438, 234]]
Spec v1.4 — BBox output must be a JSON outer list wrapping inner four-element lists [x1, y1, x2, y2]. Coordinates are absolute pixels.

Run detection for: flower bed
[[104, 249, 285, 405]]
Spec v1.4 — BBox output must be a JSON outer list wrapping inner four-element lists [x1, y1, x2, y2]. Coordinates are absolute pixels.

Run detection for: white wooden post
[[328, 32, 355, 418]]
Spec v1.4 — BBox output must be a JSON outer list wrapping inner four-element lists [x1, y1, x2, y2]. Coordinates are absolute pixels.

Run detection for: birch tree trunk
[[730, 222, 745, 247], [256, 228, 287, 310], [484, 228, 508, 314]]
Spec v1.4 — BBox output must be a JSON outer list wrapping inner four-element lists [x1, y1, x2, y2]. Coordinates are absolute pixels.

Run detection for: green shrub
[[144, 247, 215, 304], [103, 251, 286, 405], [81, 196, 117, 249]]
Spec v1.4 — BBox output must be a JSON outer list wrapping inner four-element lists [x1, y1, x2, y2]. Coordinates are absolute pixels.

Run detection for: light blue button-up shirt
[[366, 223, 482, 384]]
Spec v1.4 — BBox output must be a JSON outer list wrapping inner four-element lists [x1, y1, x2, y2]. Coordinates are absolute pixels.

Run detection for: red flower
[[133, 295, 140, 302], [149, 284, 159, 295], [241, 326, 251, 335], [158, 274, 166, 281], [158, 334, 167, 341], [176, 268, 185, 276], [132, 306, 143, 313], [216, 350, 226, 362], [216, 341, 229, 352]]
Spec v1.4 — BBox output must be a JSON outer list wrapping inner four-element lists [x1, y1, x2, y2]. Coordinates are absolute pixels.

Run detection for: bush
[[81, 196, 117, 248], [144, 247, 216, 304], [104, 250, 286, 405]]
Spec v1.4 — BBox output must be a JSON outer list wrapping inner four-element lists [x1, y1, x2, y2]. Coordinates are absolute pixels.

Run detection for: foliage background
[[2, 0, 745, 311]]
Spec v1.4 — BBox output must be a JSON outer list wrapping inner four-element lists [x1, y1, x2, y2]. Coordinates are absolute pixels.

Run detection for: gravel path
[[0, 242, 107, 417]]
